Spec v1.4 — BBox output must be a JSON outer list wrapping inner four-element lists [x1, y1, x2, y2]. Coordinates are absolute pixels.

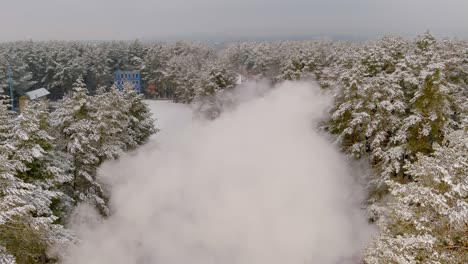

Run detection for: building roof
[[25, 88, 50, 100]]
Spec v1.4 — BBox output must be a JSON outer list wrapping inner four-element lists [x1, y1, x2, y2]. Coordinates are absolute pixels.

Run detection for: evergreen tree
[[365, 129, 468, 264], [92, 85, 133, 160], [194, 61, 237, 119], [83, 45, 113, 94], [122, 82, 157, 145], [128, 39, 147, 70], [0, 95, 14, 141], [141, 44, 172, 98], [0, 139, 34, 229], [50, 77, 107, 215], [402, 65, 456, 158], [165, 54, 200, 103], [0, 121, 66, 264], [0, 52, 35, 97], [106, 41, 129, 73], [50, 46, 86, 98], [0, 246, 15, 264], [11, 101, 56, 180], [329, 39, 407, 182]]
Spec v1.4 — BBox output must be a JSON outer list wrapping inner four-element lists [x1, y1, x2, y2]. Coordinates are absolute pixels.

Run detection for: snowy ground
[[145, 100, 193, 140]]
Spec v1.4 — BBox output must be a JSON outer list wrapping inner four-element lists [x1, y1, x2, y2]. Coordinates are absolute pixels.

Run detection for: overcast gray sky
[[2, 0, 468, 41]]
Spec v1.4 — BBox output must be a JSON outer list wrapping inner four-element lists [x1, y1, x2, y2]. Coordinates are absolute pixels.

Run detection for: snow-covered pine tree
[[196, 61, 237, 98], [193, 61, 237, 119], [397, 33, 460, 162], [0, 246, 15, 264], [41, 49, 58, 95], [83, 45, 113, 93], [365, 129, 468, 264], [21, 41, 48, 91], [92, 85, 134, 161], [0, 52, 35, 97], [0, 106, 62, 263], [278, 42, 317, 81], [329, 39, 407, 182], [0, 150, 73, 263], [50, 76, 108, 215], [106, 41, 130, 74], [165, 54, 200, 103], [141, 44, 172, 98], [245, 42, 279, 78], [403, 65, 456, 157], [223, 42, 253, 74], [122, 82, 157, 145], [128, 39, 147, 71], [49, 45, 86, 98], [0, 98, 34, 226], [277, 41, 335, 82], [10, 101, 56, 180], [0, 95, 14, 142], [9, 99, 75, 222], [223, 42, 280, 79]]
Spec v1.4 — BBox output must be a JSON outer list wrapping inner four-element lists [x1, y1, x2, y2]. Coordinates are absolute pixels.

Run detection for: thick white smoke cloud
[[64, 81, 372, 264]]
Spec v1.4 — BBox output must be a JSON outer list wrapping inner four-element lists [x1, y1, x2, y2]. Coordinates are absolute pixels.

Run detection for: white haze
[[2, 0, 468, 41], [64, 81, 373, 264]]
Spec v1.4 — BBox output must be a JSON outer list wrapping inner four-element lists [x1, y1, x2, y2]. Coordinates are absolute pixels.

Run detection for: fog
[[1, 0, 468, 41], [63, 81, 372, 264]]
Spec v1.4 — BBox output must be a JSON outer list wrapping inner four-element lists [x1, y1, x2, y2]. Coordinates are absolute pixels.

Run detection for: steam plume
[[65, 81, 372, 264]]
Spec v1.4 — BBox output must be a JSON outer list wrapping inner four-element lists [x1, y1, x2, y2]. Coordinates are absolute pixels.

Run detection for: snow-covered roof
[[25, 88, 50, 100]]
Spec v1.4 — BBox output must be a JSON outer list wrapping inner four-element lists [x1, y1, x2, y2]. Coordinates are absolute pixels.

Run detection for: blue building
[[114, 71, 142, 94]]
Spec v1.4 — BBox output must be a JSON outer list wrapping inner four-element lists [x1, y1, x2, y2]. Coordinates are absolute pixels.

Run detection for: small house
[[25, 88, 50, 100], [19, 88, 50, 113]]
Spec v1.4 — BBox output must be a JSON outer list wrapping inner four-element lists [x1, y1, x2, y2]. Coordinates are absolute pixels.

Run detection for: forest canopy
[[1, 32, 467, 263]]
